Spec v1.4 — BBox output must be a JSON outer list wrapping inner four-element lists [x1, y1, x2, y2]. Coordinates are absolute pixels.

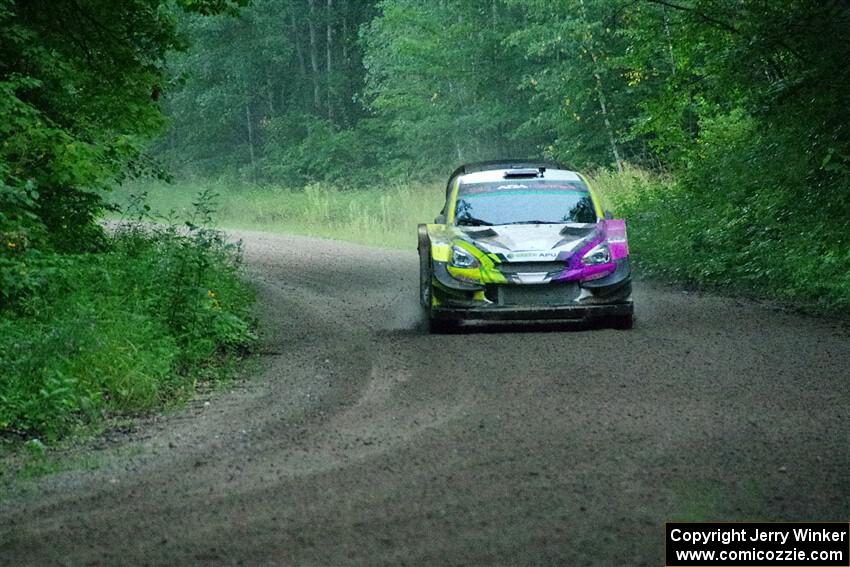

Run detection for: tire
[[417, 225, 432, 309], [611, 312, 634, 330], [428, 316, 456, 334], [419, 257, 432, 309]]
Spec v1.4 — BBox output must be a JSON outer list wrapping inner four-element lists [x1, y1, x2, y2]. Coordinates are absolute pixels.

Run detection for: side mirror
[[603, 210, 615, 220], [434, 213, 447, 224]]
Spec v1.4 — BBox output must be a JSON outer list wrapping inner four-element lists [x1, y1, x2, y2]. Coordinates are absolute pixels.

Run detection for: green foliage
[[0, 195, 255, 441], [158, 0, 378, 182], [1, 1, 261, 446], [600, 0, 850, 306], [612, 164, 850, 307], [504, 0, 639, 168], [154, 0, 850, 188], [362, 0, 540, 175], [0, 179, 51, 306], [260, 114, 395, 186], [0, 0, 249, 255]]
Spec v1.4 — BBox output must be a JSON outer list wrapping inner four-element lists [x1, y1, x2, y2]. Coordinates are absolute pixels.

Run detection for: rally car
[[417, 160, 634, 332]]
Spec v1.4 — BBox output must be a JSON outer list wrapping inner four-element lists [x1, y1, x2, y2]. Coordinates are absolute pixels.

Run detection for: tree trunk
[[662, 4, 676, 75], [266, 75, 275, 114], [307, 0, 321, 111], [341, 0, 348, 63], [326, 0, 333, 122], [340, 0, 349, 125], [590, 55, 623, 173], [290, 8, 308, 110], [245, 103, 256, 176]]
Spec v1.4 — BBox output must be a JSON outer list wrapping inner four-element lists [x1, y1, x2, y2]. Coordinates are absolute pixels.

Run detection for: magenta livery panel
[[604, 219, 629, 259]]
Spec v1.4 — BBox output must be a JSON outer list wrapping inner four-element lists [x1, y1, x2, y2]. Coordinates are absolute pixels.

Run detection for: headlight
[[581, 243, 611, 265], [451, 245, 480, 269]]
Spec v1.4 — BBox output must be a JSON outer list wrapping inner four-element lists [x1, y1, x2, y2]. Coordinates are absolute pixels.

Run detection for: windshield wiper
[[456, 217, 494, 226]]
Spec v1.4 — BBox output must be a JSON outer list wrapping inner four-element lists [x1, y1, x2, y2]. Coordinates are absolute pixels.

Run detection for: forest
[[158, 0, 850, 302], [1, 0, 849, 440]]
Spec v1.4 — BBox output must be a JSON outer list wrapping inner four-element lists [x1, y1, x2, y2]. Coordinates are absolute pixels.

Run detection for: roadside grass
[[108, 178, 445, 251], [0, 436, 150, 502], [12, 443, 102, 480]]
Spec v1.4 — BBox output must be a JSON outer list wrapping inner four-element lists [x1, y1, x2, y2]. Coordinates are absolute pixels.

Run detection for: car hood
[[459, 223, 599, 259]]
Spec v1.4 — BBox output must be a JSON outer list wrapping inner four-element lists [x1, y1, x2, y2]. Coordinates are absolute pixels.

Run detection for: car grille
[[487, 283, 580, 306], [495, 261, 567, 275]]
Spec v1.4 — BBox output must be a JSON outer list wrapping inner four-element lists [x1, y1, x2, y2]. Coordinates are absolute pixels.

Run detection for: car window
[[454, 180, 597, 225]]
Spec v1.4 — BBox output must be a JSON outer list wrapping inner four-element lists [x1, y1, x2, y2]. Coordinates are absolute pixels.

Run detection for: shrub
[[0, 192, 255, 441], [608, 137, 850, 308]]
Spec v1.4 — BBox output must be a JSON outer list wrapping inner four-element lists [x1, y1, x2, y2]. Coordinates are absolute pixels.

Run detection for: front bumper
[[431, 301, 633, 322], [430, 257, 633, 323]]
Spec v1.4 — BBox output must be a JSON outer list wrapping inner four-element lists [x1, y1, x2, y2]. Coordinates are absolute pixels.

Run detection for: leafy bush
[[0, 193, 255, 441], [609, 143, 850, 308], [257, 115, 400, 187], [0, 180, 54, 307]]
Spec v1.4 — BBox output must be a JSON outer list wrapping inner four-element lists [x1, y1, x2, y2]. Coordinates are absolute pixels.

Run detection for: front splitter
[[431, 301, 633, 322]]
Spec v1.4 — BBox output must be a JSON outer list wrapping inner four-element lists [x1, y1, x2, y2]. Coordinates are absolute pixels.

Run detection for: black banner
[[666, 522, 850, 567]]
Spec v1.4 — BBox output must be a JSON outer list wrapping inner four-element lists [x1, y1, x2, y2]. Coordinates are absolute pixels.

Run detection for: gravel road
[[1, 230, 848, 566]]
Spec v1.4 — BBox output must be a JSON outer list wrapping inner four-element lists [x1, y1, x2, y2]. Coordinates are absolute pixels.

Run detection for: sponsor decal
[[506, 251, 558, 260], [460, 182, 587, 195]]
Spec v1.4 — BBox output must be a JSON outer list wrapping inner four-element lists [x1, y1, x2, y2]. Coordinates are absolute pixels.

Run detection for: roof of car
[[444, 160, 583, 203], [447, 160, 566, 180], [458, 169, 582, 184]]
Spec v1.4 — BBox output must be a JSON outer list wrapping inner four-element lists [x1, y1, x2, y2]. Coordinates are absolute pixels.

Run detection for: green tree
[[362, 0, 540, 177], [157, 0, 380, 184], [0, 0, 247, 252]]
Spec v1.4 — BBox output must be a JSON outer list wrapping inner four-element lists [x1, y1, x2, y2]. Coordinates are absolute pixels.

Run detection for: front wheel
[[419, 257, 433, 309], [428, 316, 457, 334], [610, 312, 634, 330], [417, 227, 432, 309]]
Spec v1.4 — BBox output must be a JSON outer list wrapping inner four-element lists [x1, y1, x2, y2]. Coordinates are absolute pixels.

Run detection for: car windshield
[[454, 179, 597, 226]]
